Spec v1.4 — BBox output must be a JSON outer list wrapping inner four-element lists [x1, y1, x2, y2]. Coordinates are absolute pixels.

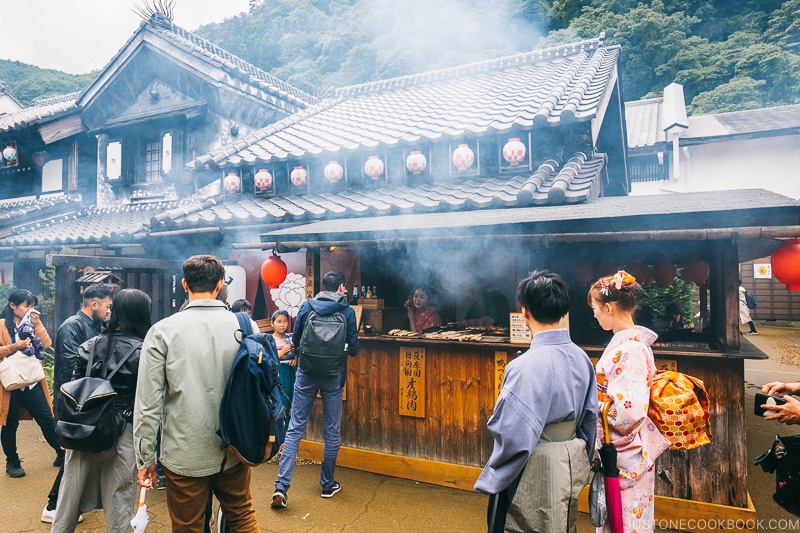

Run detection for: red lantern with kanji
[[653, 258, 677, 288], [680, 256, 710, 286], [290, 166, 308, 186], [223, 171, 241, 193], [772, 239, 800, 290], [452, 144, 475, 171], [364, 156, 384, 180], [406, 151, 427, 174], [502, 138, 526, 166], [254, 168, 272, 190], [260, 251, 288, 289]]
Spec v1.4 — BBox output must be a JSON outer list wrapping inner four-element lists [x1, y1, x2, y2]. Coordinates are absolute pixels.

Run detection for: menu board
[[399, 346, 426, 418], [509, 313, 531, 344]]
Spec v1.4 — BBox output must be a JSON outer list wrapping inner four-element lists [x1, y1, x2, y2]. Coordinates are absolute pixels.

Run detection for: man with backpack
[[271, 270, 359, 509], [133, 255, 260, 533]]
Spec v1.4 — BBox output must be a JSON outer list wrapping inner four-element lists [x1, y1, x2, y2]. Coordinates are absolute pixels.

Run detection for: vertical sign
[[399, 346, 425, 418], [494, 351, 507, 404], [305, 249, 317, 299]]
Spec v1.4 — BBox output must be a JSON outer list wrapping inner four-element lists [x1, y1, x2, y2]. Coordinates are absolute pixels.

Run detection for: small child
[[269, 310, 295, 426]]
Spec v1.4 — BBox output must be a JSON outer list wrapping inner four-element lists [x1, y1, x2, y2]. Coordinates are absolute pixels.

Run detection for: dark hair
[[105, 288, 152, 340], [2, 289, 37, 337], [182, 255, 225, 294], [409, 286, 437, 305], [231, 299, 253, 313], [587, 272, 640, 313], [271, 309, 290, 321], [82, 283, 114, 302], [516, 270, 570, 324], [322, 271, 345, 292]]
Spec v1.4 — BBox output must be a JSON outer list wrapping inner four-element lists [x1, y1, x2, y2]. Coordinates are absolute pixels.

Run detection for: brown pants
[[163, 461, 259, 533]]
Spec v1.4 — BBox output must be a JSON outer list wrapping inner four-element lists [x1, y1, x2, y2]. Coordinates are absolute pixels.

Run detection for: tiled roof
[[625, 98, 665, 148], [0, 201, 180, 249], [150, 152, 605, 231], [0, 194, 83, 231], [193, 35, 619, 169], [684, 103, 800, 140], [0, 93, 80, 133]]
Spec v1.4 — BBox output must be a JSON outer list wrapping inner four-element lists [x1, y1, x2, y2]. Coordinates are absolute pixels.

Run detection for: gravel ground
[[757, 326, 800, 367]]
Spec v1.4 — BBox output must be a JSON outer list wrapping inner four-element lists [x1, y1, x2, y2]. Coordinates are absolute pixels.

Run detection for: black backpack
[[745, 290, 757, 309], [56, 337, 140, 453], [217, 312, 286, 466], [298, 308, 347, 377]]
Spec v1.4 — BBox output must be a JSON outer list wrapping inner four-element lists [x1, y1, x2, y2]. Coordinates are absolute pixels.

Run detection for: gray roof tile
[[192, 36, 618, 168]]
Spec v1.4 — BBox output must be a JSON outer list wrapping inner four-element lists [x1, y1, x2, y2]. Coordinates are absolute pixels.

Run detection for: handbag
[[754, 433, 800, 517], [588, 451, 608, 527], [0, 351, 45, 391], [648, 370, 712, 450]]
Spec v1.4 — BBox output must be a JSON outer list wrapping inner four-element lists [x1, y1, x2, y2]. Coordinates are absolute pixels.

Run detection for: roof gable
[[193, 35, 621, 169]]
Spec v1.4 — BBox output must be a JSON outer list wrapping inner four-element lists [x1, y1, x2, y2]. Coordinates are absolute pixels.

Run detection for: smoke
[[357, 0, 544, 79]]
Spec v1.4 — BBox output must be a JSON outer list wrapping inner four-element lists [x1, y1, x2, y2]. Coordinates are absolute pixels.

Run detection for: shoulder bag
[[0, 351, 45, 391]]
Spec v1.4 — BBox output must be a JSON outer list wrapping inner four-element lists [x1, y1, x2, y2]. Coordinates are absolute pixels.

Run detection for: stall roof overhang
[[253, 189, 800, 250]]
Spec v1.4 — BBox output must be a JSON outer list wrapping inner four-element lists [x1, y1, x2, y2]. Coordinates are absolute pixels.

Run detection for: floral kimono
[[596, 326, 670, 533]]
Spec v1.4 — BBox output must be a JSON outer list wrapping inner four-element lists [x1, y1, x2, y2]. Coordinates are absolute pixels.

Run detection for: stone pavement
[[2, 324, 799, 532]]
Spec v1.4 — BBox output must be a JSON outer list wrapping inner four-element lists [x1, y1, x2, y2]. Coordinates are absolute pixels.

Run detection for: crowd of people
[[0, 255, 789, 533]]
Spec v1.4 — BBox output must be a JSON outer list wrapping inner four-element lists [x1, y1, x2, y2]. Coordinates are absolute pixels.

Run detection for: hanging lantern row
[[772, 239, 800, 290], [570, 257, 712, 288], [2, 145, 17, 165]]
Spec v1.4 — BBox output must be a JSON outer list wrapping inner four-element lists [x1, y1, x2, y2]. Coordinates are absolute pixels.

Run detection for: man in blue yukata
[[475, 269, 597, 533]]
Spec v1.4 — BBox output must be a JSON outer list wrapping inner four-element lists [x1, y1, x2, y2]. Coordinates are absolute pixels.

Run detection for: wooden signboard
[[399, 346, 425, 418], [494, 351, 507, 404], [509, 312, 530, 344]]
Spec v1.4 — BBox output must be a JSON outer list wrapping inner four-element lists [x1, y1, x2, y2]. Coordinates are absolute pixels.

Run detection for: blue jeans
[[2, 384, 61, 464], [275, 369, 343, 492]]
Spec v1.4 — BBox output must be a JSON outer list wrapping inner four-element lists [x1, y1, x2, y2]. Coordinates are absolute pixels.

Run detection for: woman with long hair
[[404, 286, 442, 333], [51, 288, 152, 533], [588, 271, 670, 533], [0, 289, 61, 478]]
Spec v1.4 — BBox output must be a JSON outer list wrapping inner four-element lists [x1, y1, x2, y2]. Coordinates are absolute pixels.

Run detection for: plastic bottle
[[372, 286, 378, 299], [352, 285, 359, 304], [366, 286, 373, 299]]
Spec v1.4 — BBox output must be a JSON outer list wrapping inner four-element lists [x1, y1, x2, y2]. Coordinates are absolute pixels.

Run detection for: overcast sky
[[0, 0, 252, 74]]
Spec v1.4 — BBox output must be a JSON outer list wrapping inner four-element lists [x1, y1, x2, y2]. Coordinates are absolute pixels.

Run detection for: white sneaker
[[41, 506, 83, 523]]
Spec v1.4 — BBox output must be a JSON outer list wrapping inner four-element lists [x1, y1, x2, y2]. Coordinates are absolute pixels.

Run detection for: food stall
[[242, 189, 799, 529]]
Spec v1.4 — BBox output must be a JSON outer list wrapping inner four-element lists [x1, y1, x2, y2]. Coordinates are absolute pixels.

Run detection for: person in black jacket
[[41, 283, 113, 523], [51, 288, 152, 533]]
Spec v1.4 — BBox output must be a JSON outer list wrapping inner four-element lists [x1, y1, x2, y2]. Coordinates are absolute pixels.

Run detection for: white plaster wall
[[631, 133, 800, 199]]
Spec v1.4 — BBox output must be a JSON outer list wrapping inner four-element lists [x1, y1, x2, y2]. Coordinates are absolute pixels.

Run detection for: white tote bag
[[0, 352, 45, 391]]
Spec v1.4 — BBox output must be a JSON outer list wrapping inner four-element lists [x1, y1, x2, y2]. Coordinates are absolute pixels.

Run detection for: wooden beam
[[47, 254, 183, 270]]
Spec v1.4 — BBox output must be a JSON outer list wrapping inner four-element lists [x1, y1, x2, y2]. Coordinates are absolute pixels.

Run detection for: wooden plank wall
[[302, 339, 748, 508]]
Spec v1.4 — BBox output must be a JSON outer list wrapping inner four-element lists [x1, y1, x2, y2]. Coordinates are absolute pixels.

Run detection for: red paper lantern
[[680, 256, 710, 286], [406, 151, 427, 174], [653, 258, 677, 288], [324, 161, 343, 183], [571, 259, 594, 286], [502, 138, 526, 166], [290, 166, 308, 187], [364, 156, 384, 180], [223, 171, 241, 194], [452, 144, 475, 171], [260, 252, 288, 289], [254, 168, 272, 190], [772, 239, 800, 290], [626, 260, 653, 286]]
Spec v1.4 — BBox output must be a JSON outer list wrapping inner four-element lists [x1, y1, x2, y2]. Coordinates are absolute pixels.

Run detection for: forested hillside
[[4, 0, 799, 114], [0, 61, 95, 107]]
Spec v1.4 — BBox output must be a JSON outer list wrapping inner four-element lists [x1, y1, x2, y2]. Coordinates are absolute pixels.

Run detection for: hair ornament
[[599, 270, 636, 296]]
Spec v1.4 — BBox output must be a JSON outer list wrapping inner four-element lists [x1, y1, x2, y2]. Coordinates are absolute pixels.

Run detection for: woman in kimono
[[588, 271, 670, 533]]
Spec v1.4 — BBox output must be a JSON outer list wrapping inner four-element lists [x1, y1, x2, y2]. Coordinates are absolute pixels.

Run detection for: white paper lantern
[[2, 145, 17, 164], [502, 138, 526, 166], [223, 171, 241, 193], [290, 166, 308, 186], [254, 168, 273, 190], [406, 150, 427, 175], [364, 156, 384, 180], [452, 144, 475, 171], [324, 161, 344, 183]]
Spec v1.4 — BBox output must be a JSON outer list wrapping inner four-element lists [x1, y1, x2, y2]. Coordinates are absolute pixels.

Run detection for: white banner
[[754, 263, 772, 278]]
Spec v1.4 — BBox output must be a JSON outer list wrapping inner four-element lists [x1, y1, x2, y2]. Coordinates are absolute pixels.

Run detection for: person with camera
[[761, 381, 800, 424]]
